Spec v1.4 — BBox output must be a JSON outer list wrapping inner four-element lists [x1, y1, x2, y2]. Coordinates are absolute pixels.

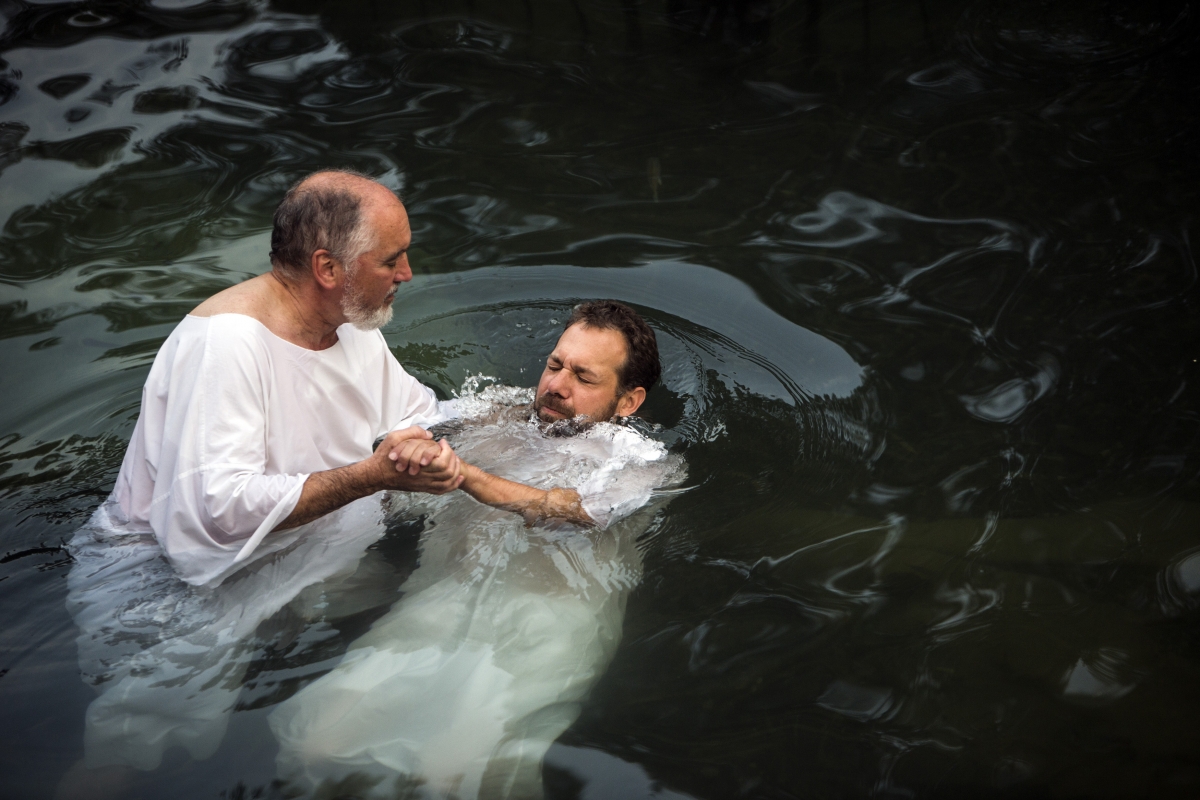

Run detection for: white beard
[[341, 277, 394, 331]]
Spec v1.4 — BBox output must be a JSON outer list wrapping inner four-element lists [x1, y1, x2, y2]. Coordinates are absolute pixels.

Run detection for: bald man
[[105, 170, 477, 587]]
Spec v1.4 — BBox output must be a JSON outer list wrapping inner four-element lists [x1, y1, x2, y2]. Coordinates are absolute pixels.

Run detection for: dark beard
[[533, 393, 619, 428], [529, 408, 593, 437]]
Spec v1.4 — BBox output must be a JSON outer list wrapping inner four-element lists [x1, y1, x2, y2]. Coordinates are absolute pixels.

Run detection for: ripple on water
[[0, 0, 1198, 795], [956, 0, 1194, 79]]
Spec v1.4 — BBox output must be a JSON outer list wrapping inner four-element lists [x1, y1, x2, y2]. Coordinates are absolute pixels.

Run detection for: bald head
[[269, 170, 401, 277], [293, 170, 398, 206]]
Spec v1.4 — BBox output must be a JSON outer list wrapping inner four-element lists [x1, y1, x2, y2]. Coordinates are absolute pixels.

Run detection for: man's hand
[[275, 428, 463, 531], [372, 430, 463, 495], [378, 426, 435, 475]]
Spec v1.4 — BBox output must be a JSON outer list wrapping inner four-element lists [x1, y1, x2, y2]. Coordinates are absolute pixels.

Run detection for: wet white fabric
[[269, 397, 685, 800], [66, 494, 393, 771], [112, 313, 440, 587], [65, 381, 681, 780]]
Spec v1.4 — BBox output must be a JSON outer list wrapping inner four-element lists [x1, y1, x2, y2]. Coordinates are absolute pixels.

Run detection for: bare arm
[[457, 461, 595, 527], [276, 428, 463, 531]]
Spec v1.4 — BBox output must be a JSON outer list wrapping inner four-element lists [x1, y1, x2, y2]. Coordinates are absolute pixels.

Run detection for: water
[[2, 0, 1199, 797]]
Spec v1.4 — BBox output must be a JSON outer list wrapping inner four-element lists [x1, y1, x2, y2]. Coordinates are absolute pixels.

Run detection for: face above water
[[534, 323, 631, 423], [341, 198, 413, 331]]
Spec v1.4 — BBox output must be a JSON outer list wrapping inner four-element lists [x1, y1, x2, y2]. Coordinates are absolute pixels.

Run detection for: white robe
[[65, 311, 441, 770], [269, 398, 686, 800], [67, 495, 395, 771], [67, 364, 683, 780], [112, 313, 440, 587]]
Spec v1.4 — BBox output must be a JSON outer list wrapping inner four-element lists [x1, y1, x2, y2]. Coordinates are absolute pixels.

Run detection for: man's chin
[[346, 301, 394, 331]]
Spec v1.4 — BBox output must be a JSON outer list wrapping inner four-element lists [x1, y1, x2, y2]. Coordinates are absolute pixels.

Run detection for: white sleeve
[[572, 429, 681, 529], [149, 322, 307, 585], [577, 469, 659, 529]]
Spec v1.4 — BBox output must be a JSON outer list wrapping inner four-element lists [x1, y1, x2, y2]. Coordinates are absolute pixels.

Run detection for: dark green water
[[2, 0, 1200, 797]]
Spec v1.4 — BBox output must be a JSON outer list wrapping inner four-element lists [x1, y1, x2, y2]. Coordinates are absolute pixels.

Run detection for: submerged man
[[455, 299, 661, 527], [271, 303, 682, 800]]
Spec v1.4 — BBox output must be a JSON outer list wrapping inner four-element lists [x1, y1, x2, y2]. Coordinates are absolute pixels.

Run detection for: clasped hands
[[372, 426, 464, 494], [370, 426, 595, 528]]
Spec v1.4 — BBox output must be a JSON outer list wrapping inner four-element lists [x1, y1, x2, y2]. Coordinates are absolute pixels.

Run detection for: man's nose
[[545, 370, 569, 396], [394, 255, 412, 283]]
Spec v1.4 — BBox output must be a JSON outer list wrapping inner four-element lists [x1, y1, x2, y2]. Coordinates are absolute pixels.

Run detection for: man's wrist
[[458, 461, 488, 497], [348, 455, 387, 496]]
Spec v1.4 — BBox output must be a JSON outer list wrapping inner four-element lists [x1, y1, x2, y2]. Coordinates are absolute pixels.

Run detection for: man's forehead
[[366, 197, 410, 242], [552, 324, 626, 372]]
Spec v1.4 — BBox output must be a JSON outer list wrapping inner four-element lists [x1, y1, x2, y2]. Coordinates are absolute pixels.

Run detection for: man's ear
[[310, 249, 342, 290], [616, 386, 646, 417]]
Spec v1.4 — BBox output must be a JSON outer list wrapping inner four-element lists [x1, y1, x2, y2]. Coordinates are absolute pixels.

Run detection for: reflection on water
[[2, 0, 1200, 797]]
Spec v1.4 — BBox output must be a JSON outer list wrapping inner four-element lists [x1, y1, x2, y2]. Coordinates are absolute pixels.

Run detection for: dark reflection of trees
[[261, 0, 785, 56], [0, 0, 255, 51], [665, 0, 774, 48]]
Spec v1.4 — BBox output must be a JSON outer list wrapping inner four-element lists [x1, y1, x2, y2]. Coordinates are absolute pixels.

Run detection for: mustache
[[534, 394, 572, 416]]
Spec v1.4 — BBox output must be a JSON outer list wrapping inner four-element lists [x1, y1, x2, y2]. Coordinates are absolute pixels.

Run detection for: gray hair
[[269, 170, 377, 275]]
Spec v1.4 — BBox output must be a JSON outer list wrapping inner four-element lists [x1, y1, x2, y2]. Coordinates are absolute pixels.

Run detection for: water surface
[[2, 0, 1200, 797]]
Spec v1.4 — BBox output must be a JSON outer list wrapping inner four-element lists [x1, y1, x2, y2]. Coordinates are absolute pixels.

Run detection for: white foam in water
[[66, 378, 685, 798], [436, 376, 677, 529], [441, 373, 535, 420]]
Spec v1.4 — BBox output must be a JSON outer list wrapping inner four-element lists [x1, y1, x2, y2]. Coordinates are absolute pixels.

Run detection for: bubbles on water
[[816, 679, 895, 722], [1061, 647, 1139, 704], [450, 373, 534, 418], [67, 11, 112, 28], [959, 354, 1059, 424], [906, 62, 988, 96]]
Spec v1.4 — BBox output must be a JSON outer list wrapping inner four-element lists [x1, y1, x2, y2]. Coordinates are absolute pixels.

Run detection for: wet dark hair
[[565, 300, 661, 395], [268, 169, 375, 274]]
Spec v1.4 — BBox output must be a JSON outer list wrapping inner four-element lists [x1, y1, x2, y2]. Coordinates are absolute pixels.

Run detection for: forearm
[[459, 462, 595, 527], [275, 461, 379, 531], [276, 433, 464, 532]]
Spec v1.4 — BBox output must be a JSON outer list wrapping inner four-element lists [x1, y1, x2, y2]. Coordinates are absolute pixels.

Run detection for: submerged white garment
[[66, 494, 394, 771], [270, 397, 686, 800], [113, 313, 439, 587]]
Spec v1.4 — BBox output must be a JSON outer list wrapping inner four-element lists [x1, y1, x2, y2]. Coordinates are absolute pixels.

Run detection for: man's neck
[[189, 271, 345, 351], [266, 271, 344, 350]]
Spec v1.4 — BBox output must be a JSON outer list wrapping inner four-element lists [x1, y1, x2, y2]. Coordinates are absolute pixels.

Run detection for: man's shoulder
[[190, 275, 272, 320], [157, 315, 272, 374]]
